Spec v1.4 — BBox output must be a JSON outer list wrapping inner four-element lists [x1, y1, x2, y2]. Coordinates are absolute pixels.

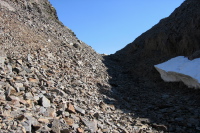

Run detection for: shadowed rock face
[[112, 0, 200, 86], [101, 1, 200, 132]]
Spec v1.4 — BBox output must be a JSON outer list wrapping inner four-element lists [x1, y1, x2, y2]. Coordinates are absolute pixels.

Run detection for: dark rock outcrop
[[103, 0, 200, 132], [111, 0, 200, 88]]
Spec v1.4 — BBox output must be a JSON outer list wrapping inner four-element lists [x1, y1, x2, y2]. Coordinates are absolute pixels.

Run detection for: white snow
[[154, 56, 200, 89]]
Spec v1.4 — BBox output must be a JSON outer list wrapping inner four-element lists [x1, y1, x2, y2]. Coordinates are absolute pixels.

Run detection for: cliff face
[[112, 0, 200, 85]]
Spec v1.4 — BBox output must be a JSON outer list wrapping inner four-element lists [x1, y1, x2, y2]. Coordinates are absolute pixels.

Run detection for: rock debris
[[1, 0, 200, 133]]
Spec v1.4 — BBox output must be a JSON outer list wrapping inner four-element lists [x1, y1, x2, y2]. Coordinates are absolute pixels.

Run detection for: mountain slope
[[103, 0, 200, 132], [1, 0, 164, 132], [1, 0, 200, 132], [112, 0, 200, 85], [0, 0, 112, 132]]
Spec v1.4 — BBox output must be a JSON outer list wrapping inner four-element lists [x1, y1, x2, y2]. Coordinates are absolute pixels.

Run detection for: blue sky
[[49, 0, 184, 54]]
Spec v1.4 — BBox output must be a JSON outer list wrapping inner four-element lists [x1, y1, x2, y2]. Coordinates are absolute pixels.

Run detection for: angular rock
[[77, 127, 84, 133], [28, 78, 38, 83], [45, 108, 56, 117], [17, 59, 23, 65], [67, 103, 76, 113], [81, 118, 97, 133], [38, 118, 49, 124], [40, 96, 51, 107], [0, 56, 6, 68], [51, 119, 60, 133], [64, 117, 74, 126], [21, 121, 32, 132], [74, 105, 85, 115]]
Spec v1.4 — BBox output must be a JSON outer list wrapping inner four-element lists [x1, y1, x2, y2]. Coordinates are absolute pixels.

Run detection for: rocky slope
[[104, 0, 200, 132], [0, 0, 114, 132], [1, 0, 200, 132], [0, 0, 165, 132]]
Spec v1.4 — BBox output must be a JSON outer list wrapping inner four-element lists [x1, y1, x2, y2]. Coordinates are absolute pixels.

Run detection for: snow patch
[[154, 56, 200, 89]]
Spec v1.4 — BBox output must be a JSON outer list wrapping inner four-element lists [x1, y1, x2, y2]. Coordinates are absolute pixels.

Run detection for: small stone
[[28, 78, 38, 83], [6, 85, 17, 96], [16, 115, 25, 121], [50, 88, 66, 96], [0, 56, 6, 67], [21, 120, 32, 132], [26, 99, 33, 108], [38, 118, 49, 124], [51, 119, 60, 133], [99, 102, 107, 111], [64, 117, 74, 126], [47, 80, 54, 87], [23, 67, 32, 73], [41, 65, 48, 70], [21, 126, 27, 133], [39, 107, 47, 114], [74, 105, 85, 115], [0, 93, 6, 100], [102, 128, 109, 133], [14, 76, 23, 81], [46, 108, 56, 117], [17, 59, 23, 65], [73, 43, 81, 49], [40, 96, 50, 107], [67, 103, 76, 113], [12, 67, 21, 74], [27, 54, 32, 62], [81, 118, 97, 133], [77, 127, 84, 133], [33, 96, 40, 101], [73, 124, 79, 130], [93, 113, 100, 120], [25, 92, 34, 100], [8, 95, 20, 101], [32, 125, 41, 131], [15, 82, 23, 88], [64, 112, 70, 117]]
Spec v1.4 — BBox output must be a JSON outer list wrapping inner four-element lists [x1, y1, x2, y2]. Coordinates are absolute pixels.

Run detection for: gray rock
[[51, 119, 60, 133], [0, 56, 6, 68], [74, 105, 85, 115], [81, 118, 97, 133], [25, 92, 34, 100], [22, 67, 33, 73], [40, 96, 51, 107], [21, 120, 32, 132]]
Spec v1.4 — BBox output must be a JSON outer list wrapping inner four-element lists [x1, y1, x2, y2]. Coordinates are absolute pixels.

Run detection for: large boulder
[[155, 56, 200, 89]]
